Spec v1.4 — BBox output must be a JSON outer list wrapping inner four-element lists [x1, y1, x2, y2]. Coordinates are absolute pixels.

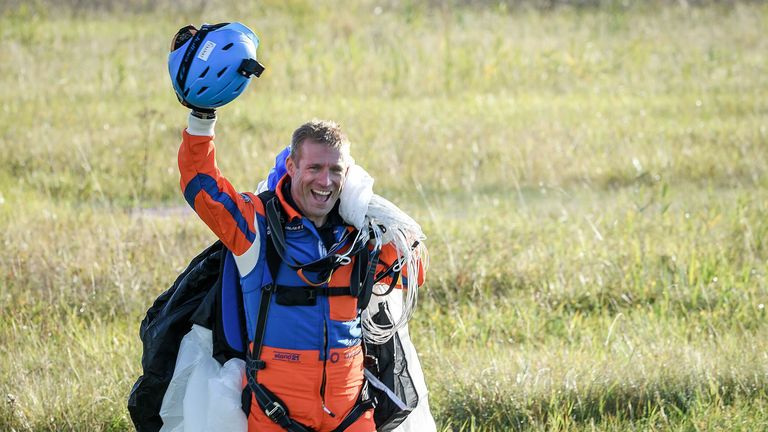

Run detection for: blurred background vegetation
[[1, 0, 766, 430]]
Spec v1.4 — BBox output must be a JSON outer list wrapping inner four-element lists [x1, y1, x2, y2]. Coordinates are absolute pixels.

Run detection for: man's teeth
[[312, 190, 331, 196]]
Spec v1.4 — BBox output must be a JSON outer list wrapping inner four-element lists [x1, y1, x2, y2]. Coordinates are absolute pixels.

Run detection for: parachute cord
[[361, 194, 428, 345], [337, 224, 369, 261]]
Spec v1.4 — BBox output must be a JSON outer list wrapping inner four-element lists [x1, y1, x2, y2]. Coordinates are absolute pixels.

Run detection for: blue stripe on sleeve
[[183, 173, 256, 243]]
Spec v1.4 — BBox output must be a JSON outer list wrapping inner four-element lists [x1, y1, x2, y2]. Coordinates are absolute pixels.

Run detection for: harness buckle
[[247, 359, 266, 371], [363, 354, 379, 374], [305, 287, 316, 302], [265, 401, 287, 421]]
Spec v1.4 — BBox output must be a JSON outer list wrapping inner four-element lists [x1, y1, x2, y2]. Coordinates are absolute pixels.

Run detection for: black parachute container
[[364, 302, 419, 431], [127, 241, 247, 432]]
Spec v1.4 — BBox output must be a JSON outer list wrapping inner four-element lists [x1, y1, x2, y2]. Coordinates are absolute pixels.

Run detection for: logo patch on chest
[[273, 352, 301, 362]]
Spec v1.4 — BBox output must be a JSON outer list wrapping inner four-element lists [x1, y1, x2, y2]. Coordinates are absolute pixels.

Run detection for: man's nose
[[317, 170, 332, 186]]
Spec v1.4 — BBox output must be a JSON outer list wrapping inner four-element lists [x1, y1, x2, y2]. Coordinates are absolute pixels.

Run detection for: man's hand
[[175, 93, 217, 119]]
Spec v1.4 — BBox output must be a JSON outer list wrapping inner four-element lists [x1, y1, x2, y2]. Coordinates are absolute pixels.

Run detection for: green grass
[[1, 0, 767, 430]]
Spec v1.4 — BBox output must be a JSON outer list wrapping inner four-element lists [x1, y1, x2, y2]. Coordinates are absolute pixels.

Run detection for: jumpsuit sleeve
[[177, 115, 262, 257]]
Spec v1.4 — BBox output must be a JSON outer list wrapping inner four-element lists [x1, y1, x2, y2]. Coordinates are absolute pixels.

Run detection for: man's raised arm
[[177, 112, 262, 257]]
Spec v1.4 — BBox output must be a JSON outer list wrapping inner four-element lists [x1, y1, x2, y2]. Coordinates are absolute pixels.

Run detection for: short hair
[[290, 119, 351, 164]]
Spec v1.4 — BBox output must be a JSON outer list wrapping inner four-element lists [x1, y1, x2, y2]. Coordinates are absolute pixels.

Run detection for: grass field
[[1, 0, 767, 430]]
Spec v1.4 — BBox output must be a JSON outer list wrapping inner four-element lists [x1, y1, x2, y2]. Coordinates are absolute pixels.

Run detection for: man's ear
[[286, 156, 296, 176]]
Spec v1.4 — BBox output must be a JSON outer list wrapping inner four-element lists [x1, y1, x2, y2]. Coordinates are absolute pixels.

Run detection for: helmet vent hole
[[234, 82, 245, 92], [199, 66, 210, 78], [217, 67, 228, 78], [196, 86, 208, 95], [222, 43, 234, 51], [183, 88, 190, 97]]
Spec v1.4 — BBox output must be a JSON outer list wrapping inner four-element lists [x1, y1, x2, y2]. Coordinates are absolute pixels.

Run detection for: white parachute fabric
[[159, 325, 247, 432], [395, 324, 436, 432], [339, 163, 375, 230]]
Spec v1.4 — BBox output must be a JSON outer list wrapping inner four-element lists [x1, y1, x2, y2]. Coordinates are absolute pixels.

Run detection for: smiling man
[[177, 111, 425, 432], [285, 122, 349, 228]]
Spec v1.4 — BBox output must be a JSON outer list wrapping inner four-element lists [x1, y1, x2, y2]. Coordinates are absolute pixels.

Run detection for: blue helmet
[[168, 22, 264, 109]]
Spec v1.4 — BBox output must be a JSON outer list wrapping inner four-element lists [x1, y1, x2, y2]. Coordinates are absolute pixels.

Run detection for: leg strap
[[330, 397, 377, 432]]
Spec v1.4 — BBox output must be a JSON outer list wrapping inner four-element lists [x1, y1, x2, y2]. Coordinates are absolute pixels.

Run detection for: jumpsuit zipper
[[320, 308, 335, 417]]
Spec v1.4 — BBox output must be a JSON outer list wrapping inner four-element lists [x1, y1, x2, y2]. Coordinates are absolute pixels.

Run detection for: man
[[178, 108, 425, 432]]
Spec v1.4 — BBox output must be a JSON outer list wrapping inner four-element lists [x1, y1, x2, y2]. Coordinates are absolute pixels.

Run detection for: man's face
[[286, 140, 348, 227]]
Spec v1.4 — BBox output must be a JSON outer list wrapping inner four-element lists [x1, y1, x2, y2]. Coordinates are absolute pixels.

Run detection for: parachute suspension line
[[361, 194, 429, 345], [341, 224, 369, 260]]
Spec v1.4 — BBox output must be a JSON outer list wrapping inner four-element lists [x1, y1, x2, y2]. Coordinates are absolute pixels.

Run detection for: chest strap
[[274, 285, 360, 306]]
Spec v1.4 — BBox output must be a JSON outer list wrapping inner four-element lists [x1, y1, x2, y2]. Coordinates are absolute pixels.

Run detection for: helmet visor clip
[[238, 58, 265, 78]]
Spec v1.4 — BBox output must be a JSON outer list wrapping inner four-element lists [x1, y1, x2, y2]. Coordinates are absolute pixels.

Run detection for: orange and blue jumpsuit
[[178, 115, 423, 431]]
